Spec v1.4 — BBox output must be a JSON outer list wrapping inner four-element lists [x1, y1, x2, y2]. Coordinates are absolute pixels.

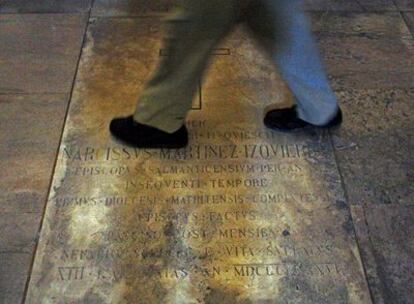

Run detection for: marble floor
[[0, 1, 413, 303]]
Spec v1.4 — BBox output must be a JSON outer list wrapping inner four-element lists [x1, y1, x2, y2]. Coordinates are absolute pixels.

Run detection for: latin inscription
[[47, 120, 338, 288]]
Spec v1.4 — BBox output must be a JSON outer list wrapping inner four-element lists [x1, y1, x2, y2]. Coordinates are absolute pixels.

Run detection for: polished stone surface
[[92, 0, 176, 16], [314, 12, 414, 89], [356, 0, 397, 11], [304, 0, 398, 11], [0, 213, 41, 253], [91, 0, 405, 17], [0, 2, 411, 302], [395, 0, 414, 10], [0, 93, 70, 280], [403, 12, 414, 33], [304, 0, 362, 11], [0, 0, 93, 13], [324, 11, 414, 302], [0, 94, 68, 213], [0, 14, 87, 94], [0, 253, 32, 304], [352, 205, 414, 304], [332, 89, 414, 205], [25, 18, 371, 303]]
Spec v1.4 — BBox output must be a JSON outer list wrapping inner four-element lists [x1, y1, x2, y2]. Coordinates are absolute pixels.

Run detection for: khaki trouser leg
[[134, 0, 238, 133]]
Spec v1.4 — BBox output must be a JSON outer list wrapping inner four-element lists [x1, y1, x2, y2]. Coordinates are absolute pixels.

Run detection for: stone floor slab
[[352, 205, 414, 304], [91, 0, 400, 17], [358, 0, 397, 11], [0, 14, 87, 94], [312, 12, 414, 89], [90, 0, 414, 17], [0, 94, 68, 213], [0, 213, 41, 253], [403, 12, 414, 34], [395, 0, 414, 11], [363, 205, 414, 304], [0, 253, 32, 304], [0, 0, 93, 13], [304, 0, 363, 11], [304, 0, 401, 11], [331, 88, 414, 206], [351, 206, 383, 304], [25, 17, 371, 303], [91, 0, 176, 16]]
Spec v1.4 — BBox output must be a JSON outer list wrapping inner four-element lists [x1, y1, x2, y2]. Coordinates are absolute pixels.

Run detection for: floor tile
[[0, 213, 41, 253], [91, 0, 175, 16], [0, 94, 68, 213], [25, 18, 371, 303], [0, 253, 32, 304], [352, 205, 414, 304], [312, 12, 414, 89], [0, 14, 87, 94], [304, 0, 363, 11], [394, 0, 414, 11], [332, 89, 414, 205], [403, 12, 414, 34], [0, 0, 92, 13]]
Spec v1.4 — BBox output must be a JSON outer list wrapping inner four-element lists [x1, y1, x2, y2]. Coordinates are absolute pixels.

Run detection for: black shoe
[[264, 106, 342, 131], [110, 116, 188, 148]]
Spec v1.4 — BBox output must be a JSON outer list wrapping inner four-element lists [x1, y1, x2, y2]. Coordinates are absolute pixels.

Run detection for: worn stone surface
[[91, 0, 401, 17], [0, 94, 68, 213], [357, 0, 397, 11], [0, 253, 32, 304], [0, 0, 93, 13], [403, 12, 414, 34], [91, 0, 176, 16], [25, 18, 371, 303], [312, 12, 414, 89], [304, 0, 363, 11], [351, 206, 384, 304], [91, 0, 362, 17], [323, 11, 414, 303], [395, 0, 414, 11], [0, 213, 41, 253], [0, 94, 68, 303], [331, 89, 414, 205], [0, 14, 87, 94], [351, 205, 414, 304], [304, 0, 402, 11], [363, 205, 414, 304]]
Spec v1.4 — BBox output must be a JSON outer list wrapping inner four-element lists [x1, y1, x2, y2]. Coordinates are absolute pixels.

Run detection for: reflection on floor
[[0, 1, 413, 303]]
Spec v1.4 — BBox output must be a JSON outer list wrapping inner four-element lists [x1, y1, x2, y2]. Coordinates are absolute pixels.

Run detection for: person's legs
[[244, 0, 340, 127], [133, 0, 239, 133]]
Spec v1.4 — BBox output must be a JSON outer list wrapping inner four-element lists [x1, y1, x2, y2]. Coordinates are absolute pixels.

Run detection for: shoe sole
[[264, 121, 342, 133]]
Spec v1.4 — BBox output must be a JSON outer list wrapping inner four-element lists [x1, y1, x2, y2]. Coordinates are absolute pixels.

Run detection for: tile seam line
[[400, 11, 414, 39], [20, 2, 94, 303], [0, 251, 33, 254], [360, 203, 388, 303], [327, 129, 375, 303], [0, 11, 89, 15], [0, 93, 68, 97], [1, 10, 414, 16], [88, 10, 412, 19]]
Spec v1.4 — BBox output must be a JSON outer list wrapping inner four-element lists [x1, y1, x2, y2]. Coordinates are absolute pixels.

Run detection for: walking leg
[[133, 0, 238, 133], [244, 0, 339, 126]]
